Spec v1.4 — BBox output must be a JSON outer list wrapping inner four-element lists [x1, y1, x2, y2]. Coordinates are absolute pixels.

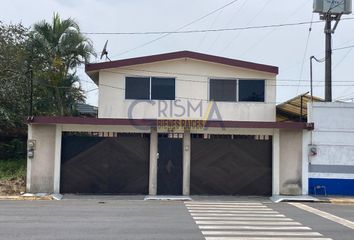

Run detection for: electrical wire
[[219, 0, 274, 54], [82, 17, 354, 36], [237, 0, 311, 58], [296, 12, 315, 95], [109, 0, 240, 58], [209, 0, 248, 51]]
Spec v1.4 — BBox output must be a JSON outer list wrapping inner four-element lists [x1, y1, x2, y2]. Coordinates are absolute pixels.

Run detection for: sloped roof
[[76, 103, 98, 116], [276, 93, 324, 122], [85, 51, 278, 82]]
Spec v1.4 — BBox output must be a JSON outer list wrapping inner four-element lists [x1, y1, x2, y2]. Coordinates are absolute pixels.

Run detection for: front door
[[157, 136, 183, 195]]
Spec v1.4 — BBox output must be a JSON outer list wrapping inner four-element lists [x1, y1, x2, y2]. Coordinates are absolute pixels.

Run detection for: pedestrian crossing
[[185, 201, 332, 240]]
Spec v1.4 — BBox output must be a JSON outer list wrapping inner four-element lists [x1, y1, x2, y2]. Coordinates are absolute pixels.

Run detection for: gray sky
[[3, 0, 354, 106]]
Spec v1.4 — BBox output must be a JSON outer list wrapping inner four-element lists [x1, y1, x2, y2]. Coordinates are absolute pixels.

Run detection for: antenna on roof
[[100, 40, 111, 61]]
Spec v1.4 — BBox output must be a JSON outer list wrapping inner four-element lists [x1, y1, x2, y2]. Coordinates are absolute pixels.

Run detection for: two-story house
[[26, 51, 313, 197]]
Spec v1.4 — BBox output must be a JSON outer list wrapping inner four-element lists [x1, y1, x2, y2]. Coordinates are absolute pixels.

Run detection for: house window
[[209, 79, 237, 102], [125, 77, 150, 100], [151, 77, 175, 100], [238, 80, 265, 102], [125, 76, 176, 100]]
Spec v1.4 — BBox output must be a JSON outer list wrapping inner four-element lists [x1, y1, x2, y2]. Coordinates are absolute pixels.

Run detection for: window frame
[[208, 78, 266, 103], [151, 77, 176, 100], [208, 77, 238, 102], [124, 75, 176, 100], [238, 79, 266, 103], [124, 76, 151, 100]]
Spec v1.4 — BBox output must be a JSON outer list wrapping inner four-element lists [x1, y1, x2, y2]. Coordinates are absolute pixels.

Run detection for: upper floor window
[[125, 76, 175, 100], [209, 79, 237, 102], [238, 80, 265, 102], [125, 77, 150, 100], [209, 79, 265, 102], [151, 77, 175, 100]]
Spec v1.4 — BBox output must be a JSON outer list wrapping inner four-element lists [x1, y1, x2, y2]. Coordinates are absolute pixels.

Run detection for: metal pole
[[29, 68, 33, 116], [310, 56, 314, 102], [325, 16, 332, 102]]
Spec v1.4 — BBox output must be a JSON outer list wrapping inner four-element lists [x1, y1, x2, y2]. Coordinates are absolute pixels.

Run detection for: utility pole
[[324, 17, 332, 102], [313, 0, 352, 102]]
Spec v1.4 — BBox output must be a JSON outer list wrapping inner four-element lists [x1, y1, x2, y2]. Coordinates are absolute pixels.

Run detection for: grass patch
[[0, 159, 26, 181]]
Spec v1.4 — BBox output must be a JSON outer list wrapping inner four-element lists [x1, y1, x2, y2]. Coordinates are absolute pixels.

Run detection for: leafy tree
[[0, 21, 29, 134], [31, 13, 96, 115]]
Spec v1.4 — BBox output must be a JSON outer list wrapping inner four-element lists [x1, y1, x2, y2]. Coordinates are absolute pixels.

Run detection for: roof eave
[[85, 51, 279, 76]]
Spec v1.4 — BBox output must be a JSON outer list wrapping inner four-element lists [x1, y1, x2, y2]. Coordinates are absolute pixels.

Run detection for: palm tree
[[31, 13, 95, 116]]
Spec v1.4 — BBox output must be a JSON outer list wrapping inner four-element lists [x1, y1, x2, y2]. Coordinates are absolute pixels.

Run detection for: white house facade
[[26, 51, 313, 196]]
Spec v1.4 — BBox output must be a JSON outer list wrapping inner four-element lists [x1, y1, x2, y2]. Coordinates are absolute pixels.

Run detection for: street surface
[[0, 196, 353, 240]]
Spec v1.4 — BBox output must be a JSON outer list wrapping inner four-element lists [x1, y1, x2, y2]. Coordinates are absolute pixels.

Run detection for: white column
[[302, 130, 310, 195], [149, 127, 158, 195], [26, 124, 33, 193], [272, 129, 280, 196], [53, 125, 62, 194], [183, 130, 191, 196]]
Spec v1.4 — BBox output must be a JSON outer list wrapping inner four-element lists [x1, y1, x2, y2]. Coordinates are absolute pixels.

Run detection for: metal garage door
[[60, 134, 150, 194], [190, 136, 272, 196]]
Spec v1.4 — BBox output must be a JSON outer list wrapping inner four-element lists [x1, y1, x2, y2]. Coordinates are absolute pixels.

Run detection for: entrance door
[[190, 136, 272, 195], [157, 136, 183, 195], [60, 134, 150, 194]]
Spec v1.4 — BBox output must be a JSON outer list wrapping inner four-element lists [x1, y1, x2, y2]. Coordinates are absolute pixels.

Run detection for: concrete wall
[[279, 130, 303, 195], [97, 58, 277, 121], [307, 102, 354, 195], [27, 124, 56, 193], [26, 123, 291, 196]]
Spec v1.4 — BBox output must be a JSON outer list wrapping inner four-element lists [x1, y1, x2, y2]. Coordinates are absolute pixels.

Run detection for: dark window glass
[[151, 77, 175, 100], [209, 79, 237, 102], [125, 77, 150, 100], [238, 80, 265, 102]]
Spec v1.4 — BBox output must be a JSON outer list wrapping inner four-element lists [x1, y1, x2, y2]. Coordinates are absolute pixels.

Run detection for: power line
[[219, 0, 274, 54], [333, 44, 354, 51], [94, 82, 352, 104], [238, 0, 311, 58], [296, 12, 315, 95], [82, 17, 354, 36], [99, 68, 354, 83], [109, 0, 240, 58]]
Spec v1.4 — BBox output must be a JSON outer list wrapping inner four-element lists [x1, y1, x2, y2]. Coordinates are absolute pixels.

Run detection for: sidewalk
[[316, 196, 354, 204]]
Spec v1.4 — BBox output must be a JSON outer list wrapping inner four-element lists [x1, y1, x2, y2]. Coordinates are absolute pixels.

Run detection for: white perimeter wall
[[97, 58, 276, 122], [308, 102, 354, 180]]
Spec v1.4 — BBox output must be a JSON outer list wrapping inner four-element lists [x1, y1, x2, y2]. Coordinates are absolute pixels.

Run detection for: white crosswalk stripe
[[185, 201, 332, 240]]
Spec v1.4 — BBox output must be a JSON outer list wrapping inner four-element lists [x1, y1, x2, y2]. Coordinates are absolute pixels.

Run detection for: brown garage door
[[190, 136, 272, 195], [60, 134, 150, 194]]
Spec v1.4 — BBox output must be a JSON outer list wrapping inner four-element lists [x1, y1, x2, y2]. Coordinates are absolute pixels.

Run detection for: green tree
[[31, 13, 95, 115], [0, 21, 29, 133]]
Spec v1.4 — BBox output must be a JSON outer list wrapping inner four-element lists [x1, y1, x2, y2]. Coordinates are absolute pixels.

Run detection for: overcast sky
[[3, 0, 354, 106]]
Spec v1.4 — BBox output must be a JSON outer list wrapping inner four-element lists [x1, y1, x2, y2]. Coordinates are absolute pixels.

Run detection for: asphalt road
[[0, 196, 353, 240]]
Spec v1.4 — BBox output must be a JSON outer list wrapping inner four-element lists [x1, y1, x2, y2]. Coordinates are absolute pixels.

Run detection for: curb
[[328, 198, 354, 204], [0, 195, 53, 201]]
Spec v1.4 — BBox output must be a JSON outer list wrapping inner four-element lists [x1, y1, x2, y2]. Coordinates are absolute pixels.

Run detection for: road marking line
[[187, 205, 268, 208], [195, 221, 302, 225], [186, 202, 263, 205], [191, 213, 286, 217], [198, 225, 312, 230], [290, 202, 354, 230], [193, 217, 293, 221], [187, 208, 272, 211], [186, 203, 264, 206], [204, 237, 332, 240], [201, 231, 322, 236], [189, 210, 279, 214]]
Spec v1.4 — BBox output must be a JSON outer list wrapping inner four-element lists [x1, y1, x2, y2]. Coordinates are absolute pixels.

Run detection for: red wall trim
[[27, 116, 313, 130], [85, 51, 279, 74]]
